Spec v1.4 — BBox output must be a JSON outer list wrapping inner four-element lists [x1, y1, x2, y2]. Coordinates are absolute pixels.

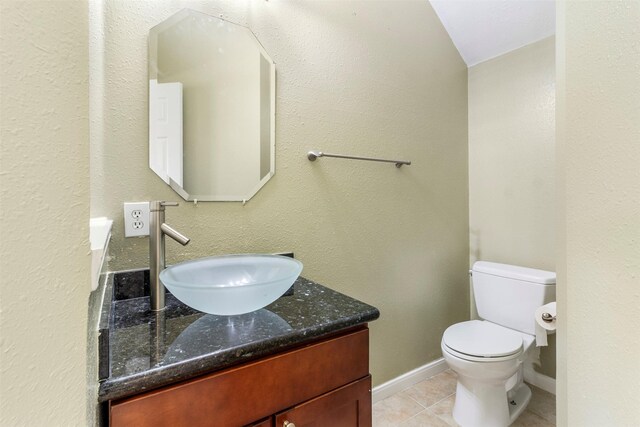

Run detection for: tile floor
[[373, 370, 556, 427]]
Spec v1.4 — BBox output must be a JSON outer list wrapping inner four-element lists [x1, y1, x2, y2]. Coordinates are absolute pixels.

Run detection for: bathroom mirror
[[149, 9, 275, 202]]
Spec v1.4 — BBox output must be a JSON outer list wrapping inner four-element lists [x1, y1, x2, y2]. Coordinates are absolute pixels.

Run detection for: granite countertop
[[98, 271, 380, 402]]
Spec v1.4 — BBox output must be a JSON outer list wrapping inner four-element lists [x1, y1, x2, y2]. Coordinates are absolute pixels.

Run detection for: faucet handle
[[150, 201, 180, 211]]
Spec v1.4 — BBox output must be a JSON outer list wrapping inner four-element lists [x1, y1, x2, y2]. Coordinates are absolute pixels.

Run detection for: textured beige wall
[[92, 0, 469, 385], [557, 1, 640, 425], [0, 1, 90, 425], [468, 37, 556, 378], [469, 37, 555, 271]]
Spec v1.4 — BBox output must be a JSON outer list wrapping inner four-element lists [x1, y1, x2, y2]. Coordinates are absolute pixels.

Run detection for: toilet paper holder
[[541, 312, 556, 323]]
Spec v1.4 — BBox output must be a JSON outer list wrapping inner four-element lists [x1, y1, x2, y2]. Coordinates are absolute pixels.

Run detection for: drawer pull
[[284, 421, 295, 427]]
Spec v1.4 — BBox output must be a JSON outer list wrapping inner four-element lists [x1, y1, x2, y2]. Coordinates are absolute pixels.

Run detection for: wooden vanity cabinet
[[109, 327, 372, 427]]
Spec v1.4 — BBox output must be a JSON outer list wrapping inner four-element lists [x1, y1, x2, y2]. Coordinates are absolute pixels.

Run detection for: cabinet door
[[246, 418, 272, 427], [275, 376, 371, 427]]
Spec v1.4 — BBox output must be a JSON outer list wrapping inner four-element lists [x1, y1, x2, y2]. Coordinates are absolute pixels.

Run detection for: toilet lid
[[442, 320, 523, 358]]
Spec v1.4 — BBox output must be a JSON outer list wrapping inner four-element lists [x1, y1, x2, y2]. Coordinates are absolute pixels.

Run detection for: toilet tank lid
[[473, 262, 556, 285]]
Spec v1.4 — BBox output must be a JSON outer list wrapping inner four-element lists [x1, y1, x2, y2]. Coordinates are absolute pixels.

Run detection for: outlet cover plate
[[124, 202, 150, 237]]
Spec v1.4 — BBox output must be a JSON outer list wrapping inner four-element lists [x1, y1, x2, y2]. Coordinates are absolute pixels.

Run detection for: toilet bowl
[[442, 320, 534, 427], [442, 262, 556, 427]]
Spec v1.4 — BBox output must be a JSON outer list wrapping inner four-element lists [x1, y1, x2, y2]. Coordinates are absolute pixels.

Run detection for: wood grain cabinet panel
[[246, 418, 273, 427], [110, 328, 370, 427], [275, 376, 372, 427]]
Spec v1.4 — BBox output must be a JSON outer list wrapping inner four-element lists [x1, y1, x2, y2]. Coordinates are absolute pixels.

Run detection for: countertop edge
[[98, 310, 378, 402]]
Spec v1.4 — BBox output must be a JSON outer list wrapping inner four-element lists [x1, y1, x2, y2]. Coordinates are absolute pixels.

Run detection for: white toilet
[[441, 261, 555, 427]]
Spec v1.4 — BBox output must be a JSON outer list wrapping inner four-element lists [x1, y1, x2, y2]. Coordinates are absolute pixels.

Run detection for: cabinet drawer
[[110, 328, 369, 427], [276, 376, 372, 427]]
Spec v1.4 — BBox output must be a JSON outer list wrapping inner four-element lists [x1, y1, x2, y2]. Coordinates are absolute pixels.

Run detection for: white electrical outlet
[[124, 202, 150, 237]]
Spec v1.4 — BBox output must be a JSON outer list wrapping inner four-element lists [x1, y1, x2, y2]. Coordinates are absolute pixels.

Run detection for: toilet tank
[[472, 262, 556, 335]]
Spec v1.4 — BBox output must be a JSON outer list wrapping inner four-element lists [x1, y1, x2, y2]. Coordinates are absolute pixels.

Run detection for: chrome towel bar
[[307, 150, 411, 168]]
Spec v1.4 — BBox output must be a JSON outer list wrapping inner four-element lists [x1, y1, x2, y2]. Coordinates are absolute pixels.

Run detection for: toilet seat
[[442, 320, 523, 362]]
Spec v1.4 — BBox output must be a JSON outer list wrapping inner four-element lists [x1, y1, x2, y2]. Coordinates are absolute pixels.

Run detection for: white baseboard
[[372, 359, 555, 402], [372, 358, 448, 403], [524, 368, 556, 395]]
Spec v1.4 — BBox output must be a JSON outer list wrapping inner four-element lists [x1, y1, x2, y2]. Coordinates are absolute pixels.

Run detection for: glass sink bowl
[[159, 254, 303, 315]]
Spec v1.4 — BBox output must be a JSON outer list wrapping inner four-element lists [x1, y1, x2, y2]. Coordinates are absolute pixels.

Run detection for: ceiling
[[429, 0, 555, 67]]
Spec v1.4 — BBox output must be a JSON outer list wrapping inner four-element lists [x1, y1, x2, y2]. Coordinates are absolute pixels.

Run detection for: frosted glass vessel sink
[[159, 254, 303, 315]]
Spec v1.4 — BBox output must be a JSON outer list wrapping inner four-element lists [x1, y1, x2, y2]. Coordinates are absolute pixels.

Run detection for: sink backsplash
[[113, 269, 152, 300]]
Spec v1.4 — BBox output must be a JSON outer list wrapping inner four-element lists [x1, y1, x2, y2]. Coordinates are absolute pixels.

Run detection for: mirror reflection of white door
[[149, 79, 183, 187]]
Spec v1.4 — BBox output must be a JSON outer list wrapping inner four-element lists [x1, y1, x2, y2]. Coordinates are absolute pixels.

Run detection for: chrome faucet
[[149, 201, 190, 311]]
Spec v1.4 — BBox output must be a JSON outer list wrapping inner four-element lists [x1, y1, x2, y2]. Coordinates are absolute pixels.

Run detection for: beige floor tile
[[512, 409, 555, 427], [526, 384, 556, 424], [428, 394, 458, 426], [402, 371, 457, 408], [372, 371, 556, 427], [373, 393, 425, 427], [399, 409, 452, 427]]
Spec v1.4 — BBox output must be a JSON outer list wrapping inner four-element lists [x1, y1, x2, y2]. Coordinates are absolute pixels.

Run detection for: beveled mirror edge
[[170, 169, 275, 203]]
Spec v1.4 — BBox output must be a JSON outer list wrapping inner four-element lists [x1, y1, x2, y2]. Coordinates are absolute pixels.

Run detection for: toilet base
[[452, 380, 531, 427], [507, 383, 532, 424]]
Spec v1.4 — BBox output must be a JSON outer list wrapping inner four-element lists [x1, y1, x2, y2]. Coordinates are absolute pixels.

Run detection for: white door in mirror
[[149, 79, 183, 187]]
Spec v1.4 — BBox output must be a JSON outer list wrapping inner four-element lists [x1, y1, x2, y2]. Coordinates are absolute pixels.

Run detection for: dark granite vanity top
[[98, 271, 379, 402]]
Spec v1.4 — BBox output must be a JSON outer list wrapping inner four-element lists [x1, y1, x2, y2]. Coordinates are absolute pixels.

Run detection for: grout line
[[424, 393, 458, 427], [425, 391, 456, 410], [371, 391, 427, 425], [400, 390, 428, 410], [425, 407, 456, 427], [398, 409, 427, 426], [373, 386, 426, 410], [396, 370, 457, 411]]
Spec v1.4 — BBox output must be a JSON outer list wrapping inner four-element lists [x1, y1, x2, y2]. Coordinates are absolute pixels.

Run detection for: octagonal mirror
[[149, 9, 275, 202]]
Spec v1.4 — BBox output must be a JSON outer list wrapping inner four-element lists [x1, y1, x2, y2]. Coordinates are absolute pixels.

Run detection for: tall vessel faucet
[[149, 201, 190, 311]]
